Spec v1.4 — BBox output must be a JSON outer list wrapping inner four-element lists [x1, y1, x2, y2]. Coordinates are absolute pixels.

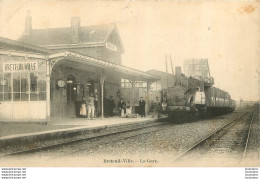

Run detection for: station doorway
[[50, 64, 98, 119]]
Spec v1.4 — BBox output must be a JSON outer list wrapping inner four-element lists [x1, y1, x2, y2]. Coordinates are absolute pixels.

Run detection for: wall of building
[[0, 53, 47, 122], [146, 70, 175, 89], [69, 46, 121, 65]]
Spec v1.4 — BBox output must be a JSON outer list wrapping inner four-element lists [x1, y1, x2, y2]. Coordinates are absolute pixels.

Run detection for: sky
[[0, 0, 259, 101]]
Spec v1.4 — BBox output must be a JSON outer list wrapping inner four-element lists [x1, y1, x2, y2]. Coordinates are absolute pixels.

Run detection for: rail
[[173, 111, 248, 161], [241, 113, 255, 161], [0, 120, 169, 157]]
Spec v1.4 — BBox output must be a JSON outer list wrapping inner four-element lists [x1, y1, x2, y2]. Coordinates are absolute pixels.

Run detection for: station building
[[120, 69, 176, 113], [0, 16, 159, 123]]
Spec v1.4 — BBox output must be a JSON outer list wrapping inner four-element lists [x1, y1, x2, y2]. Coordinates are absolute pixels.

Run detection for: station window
[[121, 79, 132, 88], [12, 73, 29, 101], [30, 72, 38, 101], [0, 71, 46, 102], [150, 82, 161, 91], [2, 73, 12, 101]]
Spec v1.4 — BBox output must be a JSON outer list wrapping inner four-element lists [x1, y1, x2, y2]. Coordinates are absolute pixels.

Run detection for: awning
[[49, 51, 160, 82]]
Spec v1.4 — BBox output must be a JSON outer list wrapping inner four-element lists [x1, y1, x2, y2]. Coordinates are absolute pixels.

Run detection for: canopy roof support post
[[130, 79, 136, 114], [146, 81, 153, 116], [100, 71, 106, 118], [46, 57, 51, 124]]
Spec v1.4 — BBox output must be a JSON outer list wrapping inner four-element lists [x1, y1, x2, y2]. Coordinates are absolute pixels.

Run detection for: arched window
[[67, 75, 76, 102]]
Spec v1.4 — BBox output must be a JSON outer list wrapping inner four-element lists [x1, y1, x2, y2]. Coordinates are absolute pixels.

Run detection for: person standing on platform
[[80, 97, 87, 117], [109, 96, 115, 117], [139, 97, 146, 117], [94, 94, 98, 118], [152, 97, 161, 118], [118, 98, 126, 117], [104, 95, 109, 118], [75, 97, 82, 118], [87, 93, 95, 120]]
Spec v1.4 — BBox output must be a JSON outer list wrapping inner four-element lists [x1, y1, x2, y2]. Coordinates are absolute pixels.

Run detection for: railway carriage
[[205, 87, 236, 115]]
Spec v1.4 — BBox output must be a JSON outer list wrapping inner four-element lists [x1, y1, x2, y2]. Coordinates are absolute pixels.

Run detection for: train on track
[[161, 66, 236, 121]]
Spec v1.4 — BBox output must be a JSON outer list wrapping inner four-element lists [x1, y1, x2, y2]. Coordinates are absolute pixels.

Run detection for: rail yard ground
[[0, 107, 259, 167]]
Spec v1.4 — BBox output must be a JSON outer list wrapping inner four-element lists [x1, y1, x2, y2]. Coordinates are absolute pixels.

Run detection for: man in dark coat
[[139, 97, 146, 117], [109, 96, 115, 117], [118, 99, 126, 117], [104, 95, 109, 117]]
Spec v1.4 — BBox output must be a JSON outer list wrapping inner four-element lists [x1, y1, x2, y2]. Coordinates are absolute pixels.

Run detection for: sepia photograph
[[0, 0, 259, 170]]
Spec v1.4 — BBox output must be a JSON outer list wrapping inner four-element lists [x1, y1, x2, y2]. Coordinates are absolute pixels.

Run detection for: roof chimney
[[71, 16, 81, 43], [24, 11, 32, 35]]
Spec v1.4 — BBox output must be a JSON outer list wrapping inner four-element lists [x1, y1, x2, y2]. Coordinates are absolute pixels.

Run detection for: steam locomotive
[[162, 72, 236, 121]]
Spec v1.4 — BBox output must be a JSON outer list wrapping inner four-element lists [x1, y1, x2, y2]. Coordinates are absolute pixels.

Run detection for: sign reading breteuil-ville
[[4, 62, 38, 72]]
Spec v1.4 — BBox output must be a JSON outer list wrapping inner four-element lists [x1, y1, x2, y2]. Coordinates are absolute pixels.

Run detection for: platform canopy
[[49, 51, 160, 83]]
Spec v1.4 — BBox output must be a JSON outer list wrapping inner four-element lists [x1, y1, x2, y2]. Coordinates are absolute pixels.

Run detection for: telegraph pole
[[165, 55, 169, 88], [169, 54, 174, 75]]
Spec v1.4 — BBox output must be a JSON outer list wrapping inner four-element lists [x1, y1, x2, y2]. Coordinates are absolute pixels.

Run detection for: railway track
[[1, 120, 170, 158], [174, 109, 257, 164], [2, 108, 255, 166]]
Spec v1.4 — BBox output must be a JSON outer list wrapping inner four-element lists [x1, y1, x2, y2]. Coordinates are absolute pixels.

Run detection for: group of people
[[79, 93, 97, 120], [78, 94, 162, 119], [118, 97, 147, 118]]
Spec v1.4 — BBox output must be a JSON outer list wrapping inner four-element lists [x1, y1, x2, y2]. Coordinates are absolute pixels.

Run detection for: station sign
[[3, 62, 38, 72], [105, 42, 117, 52]]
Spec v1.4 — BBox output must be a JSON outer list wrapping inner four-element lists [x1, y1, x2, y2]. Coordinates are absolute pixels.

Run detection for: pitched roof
[[0, 36, 52, 54], [146, 69, 174, 77], [49, 51, 160, 82], [19, 23, 116, 47]]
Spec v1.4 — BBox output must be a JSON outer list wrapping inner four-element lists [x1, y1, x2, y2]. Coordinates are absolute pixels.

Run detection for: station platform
[[0, 115, 163, 137], [0, 115, 165, 156]]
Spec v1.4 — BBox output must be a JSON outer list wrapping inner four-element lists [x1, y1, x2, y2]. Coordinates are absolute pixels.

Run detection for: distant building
[[183, 58, 210, 78], [183, 58, 214, 86], [238, 101, 260, 109], [146, 69, 175, 90], [119, 69, 174, 113]]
